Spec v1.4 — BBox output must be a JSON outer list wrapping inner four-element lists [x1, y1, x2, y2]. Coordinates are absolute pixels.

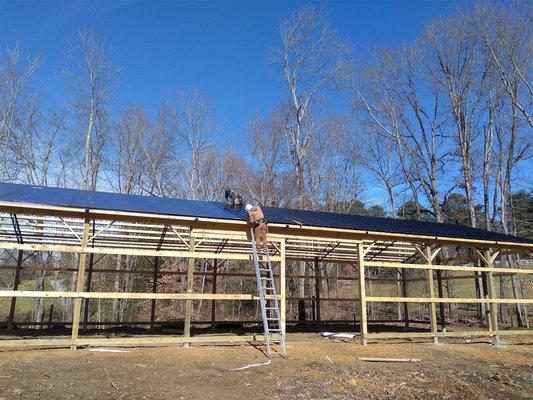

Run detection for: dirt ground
[[0, 333, 531, 400]]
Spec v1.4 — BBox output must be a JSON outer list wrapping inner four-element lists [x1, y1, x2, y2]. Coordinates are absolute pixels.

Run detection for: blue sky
[[1, 1, 455, 137], [9, 1, 525, 206]]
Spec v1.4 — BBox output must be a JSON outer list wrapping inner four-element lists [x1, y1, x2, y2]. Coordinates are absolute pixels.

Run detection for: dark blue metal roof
[[1, 182, 531, 245]]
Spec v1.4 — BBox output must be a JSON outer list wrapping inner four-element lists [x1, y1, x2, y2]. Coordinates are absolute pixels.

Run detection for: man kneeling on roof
[[245, 203, 268, 252], [225, 188, 244, 206]]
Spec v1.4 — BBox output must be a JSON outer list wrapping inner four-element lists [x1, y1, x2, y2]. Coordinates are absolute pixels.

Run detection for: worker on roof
[[225, 188, 244, 206], [245, 203, 269, 252]]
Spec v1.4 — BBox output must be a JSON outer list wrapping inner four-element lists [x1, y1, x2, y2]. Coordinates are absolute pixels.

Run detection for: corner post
[[70, 214, 91, 350], [357, 242, 367, 346], [425, 246, 439, 344], [280, 240, 286, 337], [183, 229, 195, 346], [485, 249, 500, 346]]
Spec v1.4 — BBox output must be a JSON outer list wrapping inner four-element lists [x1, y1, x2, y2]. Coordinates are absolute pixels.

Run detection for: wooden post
[[314, 256, 321, 324], [83, 220, 95, 331], [210, 259, 217, 331], [183, 230, 195, 346], [485, 249, 500, 346], [401, 268, 409, 328], [358, 242, 368, 346], [150, 256, 160, 329], [280, 240, 286, 336], [7, 250, 23, 330], [70, 215, 91, 350], [425, 247, 439, 344]]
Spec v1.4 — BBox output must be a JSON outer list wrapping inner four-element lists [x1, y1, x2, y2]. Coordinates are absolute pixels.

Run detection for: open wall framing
[[0, 196, 532, 350]]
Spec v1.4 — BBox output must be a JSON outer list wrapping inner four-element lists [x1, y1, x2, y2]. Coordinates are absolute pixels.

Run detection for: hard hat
[[245, 204, 253, 212]]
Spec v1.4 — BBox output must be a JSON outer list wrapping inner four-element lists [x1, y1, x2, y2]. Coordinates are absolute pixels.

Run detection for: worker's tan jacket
[[248, 206, 265, 224]]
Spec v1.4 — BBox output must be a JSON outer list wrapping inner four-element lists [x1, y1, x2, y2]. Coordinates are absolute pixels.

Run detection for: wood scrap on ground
[[357, 357, 421, 363]]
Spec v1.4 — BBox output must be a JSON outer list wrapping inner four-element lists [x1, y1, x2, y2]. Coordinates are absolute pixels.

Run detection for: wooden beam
[[70, 216, 91, 350], [0, 290, 280, 301], [0, 333, 284, 349], [365, 296, 533, 304], [365, 261, 533, 274], [365, 329, 533, 340], [3, 201, 533, 250], [358, 242, 368, 346], [0, 242, 283, 262]]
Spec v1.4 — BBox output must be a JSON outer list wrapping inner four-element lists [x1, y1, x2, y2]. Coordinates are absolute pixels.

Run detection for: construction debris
[[357, 357, 421, 363], [319, 332, 356, 340], [89, 348, 130, 353], [229, 359, 272, 371]]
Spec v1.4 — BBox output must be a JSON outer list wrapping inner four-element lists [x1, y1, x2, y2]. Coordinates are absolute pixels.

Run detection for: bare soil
[[0, 333, 532, 400]]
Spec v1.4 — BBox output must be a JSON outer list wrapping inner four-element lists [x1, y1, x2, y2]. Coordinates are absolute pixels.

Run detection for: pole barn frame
[[0, 189, 532, 350]]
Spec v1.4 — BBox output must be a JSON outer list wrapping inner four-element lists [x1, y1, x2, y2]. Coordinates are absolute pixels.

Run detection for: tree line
[[1, 3, 531, 236], [0, 3, 531, 327]]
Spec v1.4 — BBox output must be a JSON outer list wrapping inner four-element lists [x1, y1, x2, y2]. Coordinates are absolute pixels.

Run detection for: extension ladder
[[250, 228, 286, 357]]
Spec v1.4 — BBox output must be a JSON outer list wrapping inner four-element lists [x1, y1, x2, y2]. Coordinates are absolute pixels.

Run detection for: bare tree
[[350, 127, 402, 217], [237, 108, 294, 206], [160, 88, 222, 200], [62, 29, 119, 190], [472, 2, 533, 128], [355, 44, 449, 223], [0, 43, 42, 181], [273, 5, 351, 209]]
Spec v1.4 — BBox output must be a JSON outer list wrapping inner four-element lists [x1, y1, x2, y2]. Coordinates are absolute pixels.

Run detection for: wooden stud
[[183, 231, 195, 346], [211, 258, 217, 331], [401, 268, 410, 329], [150, 256, 160, 329], [82, 249, 95, 330], [358, 242, 368, 346], [7, 250, 23, 330], [314, 256, 321, 324], [436, 269, 446, 330], [70, 216, 91, 350]]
